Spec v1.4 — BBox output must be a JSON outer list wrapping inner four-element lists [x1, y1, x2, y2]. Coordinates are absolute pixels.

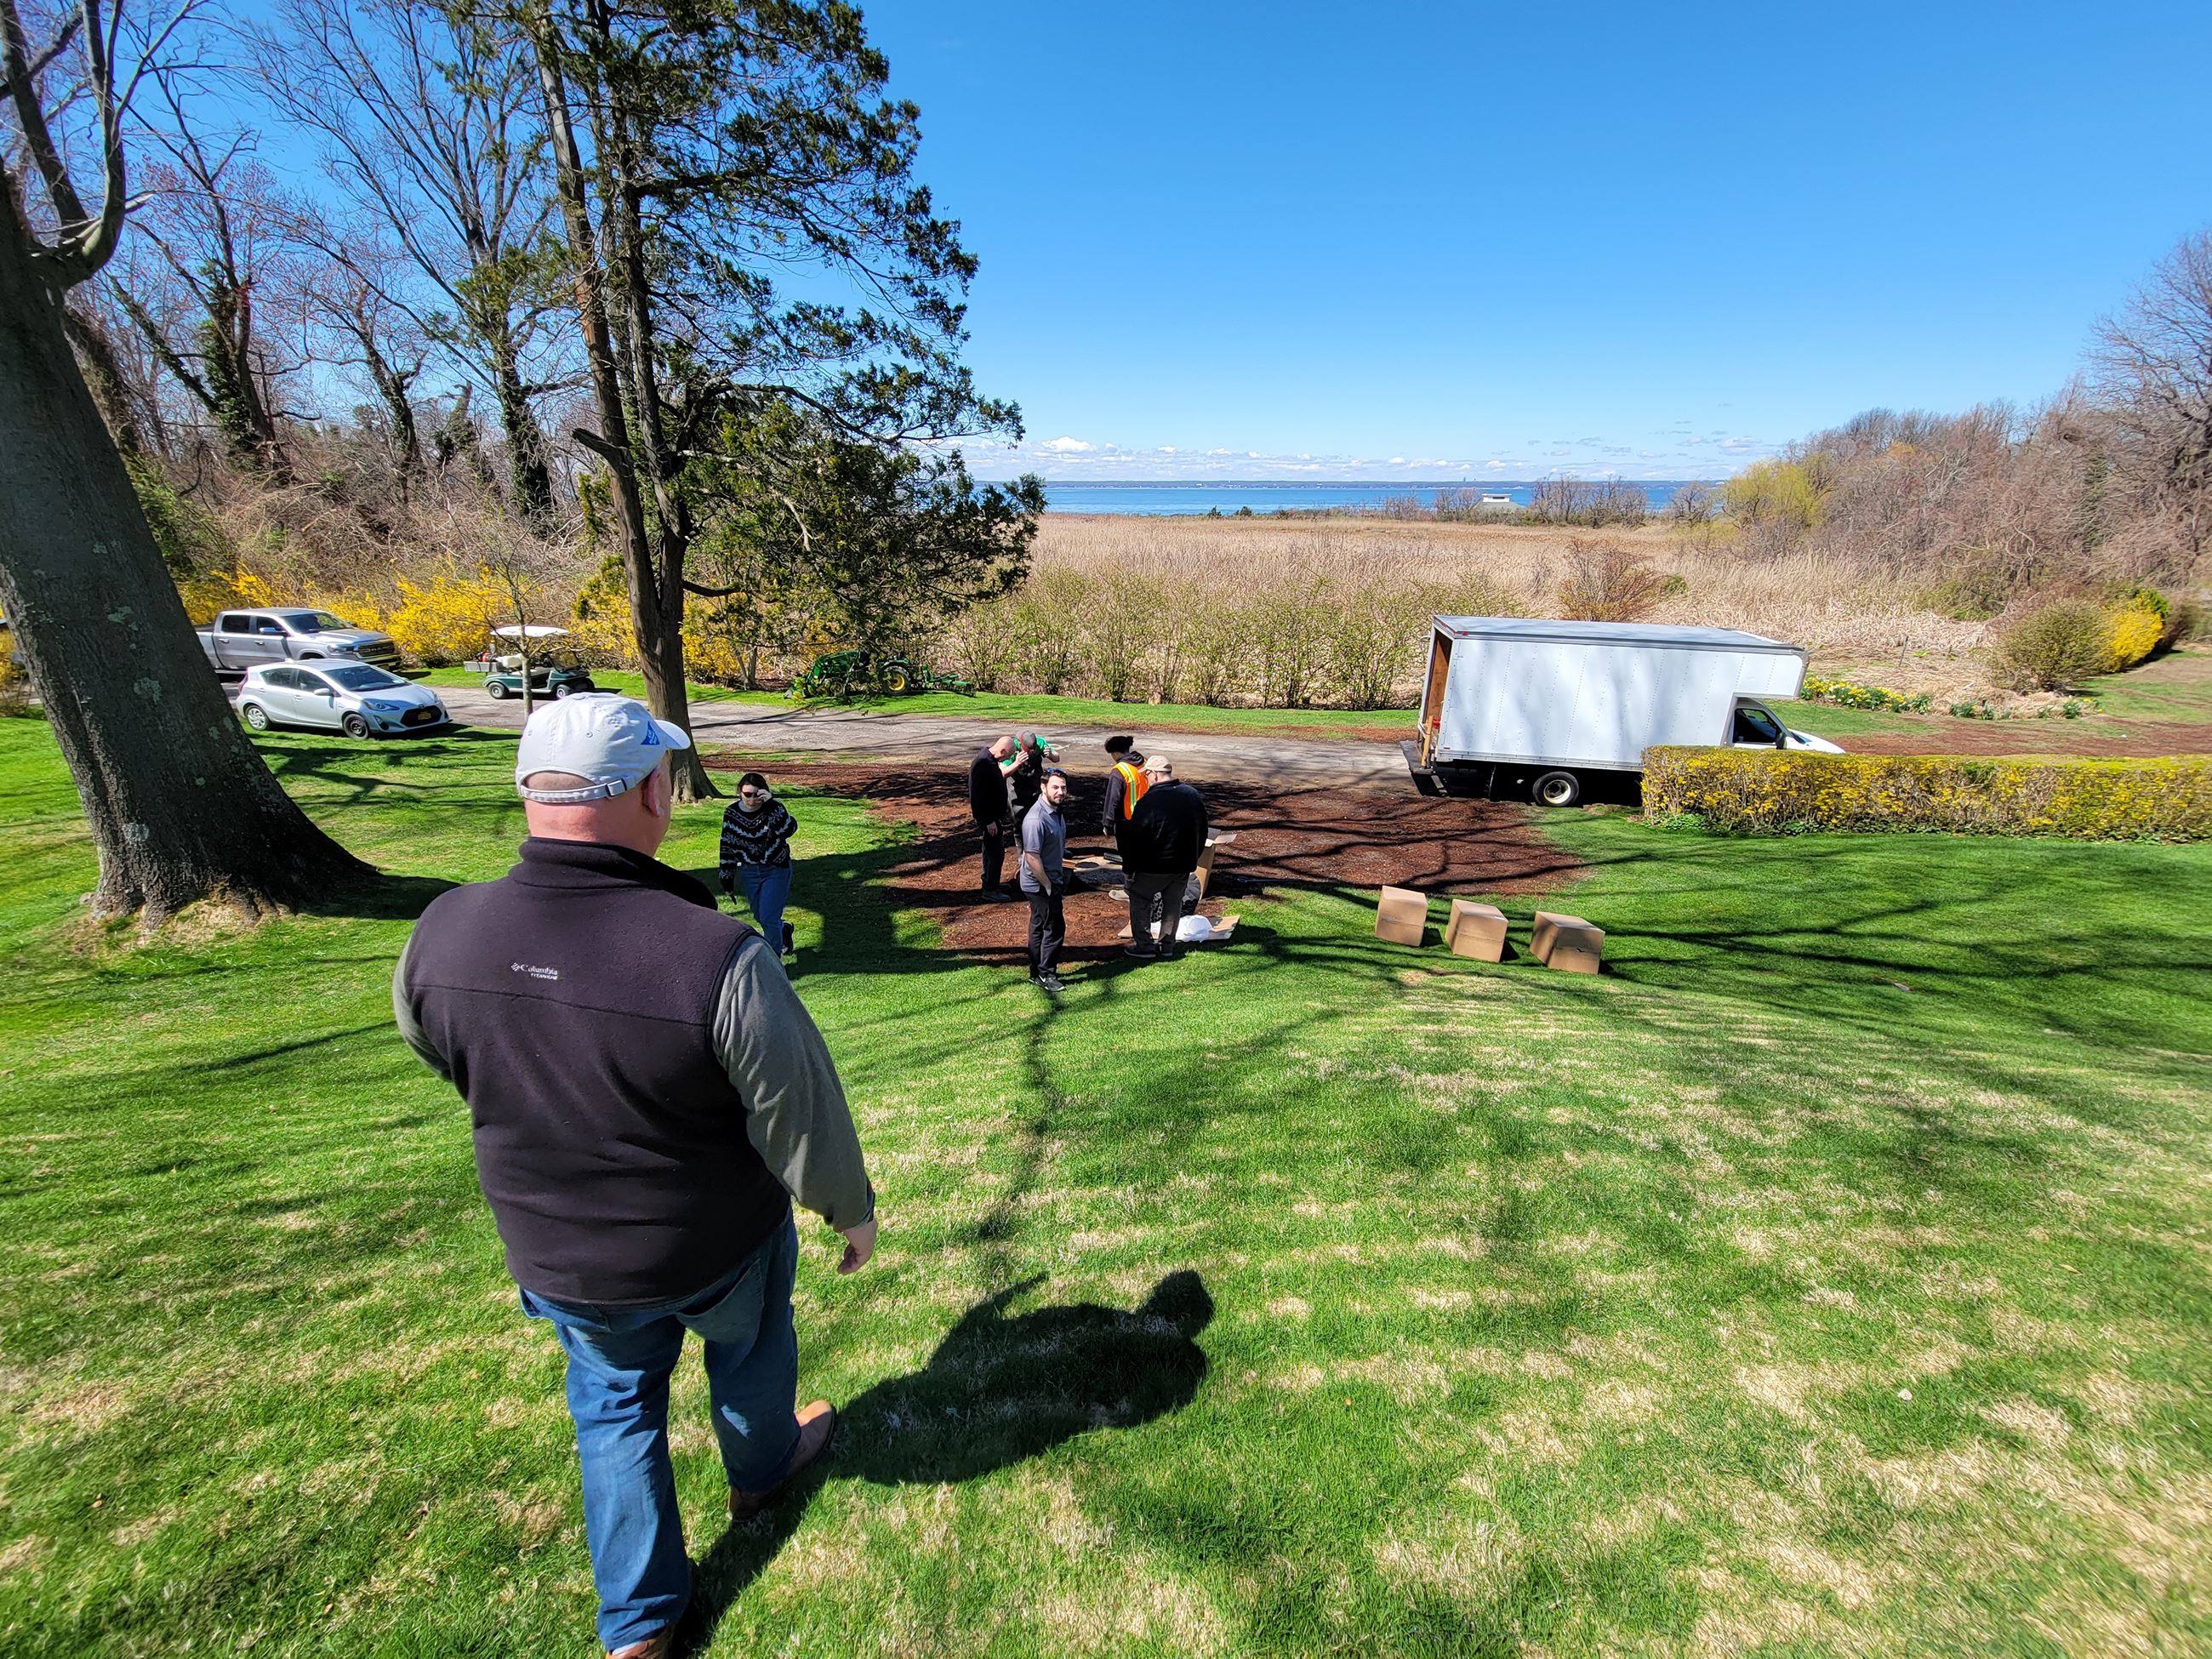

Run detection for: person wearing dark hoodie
[[1120, 755, 1208, 958]]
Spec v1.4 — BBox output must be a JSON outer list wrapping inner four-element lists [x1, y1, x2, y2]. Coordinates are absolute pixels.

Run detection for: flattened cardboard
[[1531, 910, 1604, 974], [1445, 899, 1508, 962], [1375, 885, 1428, 946]]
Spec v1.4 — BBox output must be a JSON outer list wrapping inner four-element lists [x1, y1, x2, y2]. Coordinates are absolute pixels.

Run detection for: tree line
[[0, 0, 1042, 921]]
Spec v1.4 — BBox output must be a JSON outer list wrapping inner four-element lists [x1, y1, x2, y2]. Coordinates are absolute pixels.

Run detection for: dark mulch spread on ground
[[704, 756, 1583, 965], [1839, 721, 2212, 758]]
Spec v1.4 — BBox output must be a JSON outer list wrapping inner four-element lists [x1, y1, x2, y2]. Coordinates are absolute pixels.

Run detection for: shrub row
[[1642, 748, 2212, 841]]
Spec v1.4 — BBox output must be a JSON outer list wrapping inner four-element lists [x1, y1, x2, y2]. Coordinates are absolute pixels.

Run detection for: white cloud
[[1043, 436, 1094, 453]]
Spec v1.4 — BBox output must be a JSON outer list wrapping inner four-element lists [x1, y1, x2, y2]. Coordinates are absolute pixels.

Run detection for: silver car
[[237, 663, 453, 738]]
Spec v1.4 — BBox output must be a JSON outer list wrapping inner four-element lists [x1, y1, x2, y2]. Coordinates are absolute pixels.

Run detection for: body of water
[[1036, 481, 1707, 516]]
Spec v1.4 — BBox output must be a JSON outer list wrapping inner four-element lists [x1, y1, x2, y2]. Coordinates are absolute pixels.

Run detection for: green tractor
[[790, 648, 970, 699]]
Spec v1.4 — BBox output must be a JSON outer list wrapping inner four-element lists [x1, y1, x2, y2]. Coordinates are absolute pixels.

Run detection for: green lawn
[[416, 665, 788, 709], [2082, 645, 2212, 727], [3, 720, 2209, 1655]]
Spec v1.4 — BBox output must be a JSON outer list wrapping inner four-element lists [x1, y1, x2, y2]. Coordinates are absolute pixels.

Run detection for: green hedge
[[1642, 748, 2212, 841]]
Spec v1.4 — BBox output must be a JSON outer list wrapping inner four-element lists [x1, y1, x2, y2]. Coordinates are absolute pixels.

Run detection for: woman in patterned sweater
[[718, 772, 799, 957]]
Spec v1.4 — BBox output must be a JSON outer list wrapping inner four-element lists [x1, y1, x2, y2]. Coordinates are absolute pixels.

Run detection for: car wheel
[[1531, 770, 1582, 808], [486, 679, 509, 699], [241, 702, 271, 732], [341, 712, 373, 739], [554, 681, 576, 698]]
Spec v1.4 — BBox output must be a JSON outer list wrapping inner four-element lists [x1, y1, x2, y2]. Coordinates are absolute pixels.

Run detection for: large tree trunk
[[0, 212, 369, 924]]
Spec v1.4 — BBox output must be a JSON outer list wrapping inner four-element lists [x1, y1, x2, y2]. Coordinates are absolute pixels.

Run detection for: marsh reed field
[[932, 514, 1994, 710]]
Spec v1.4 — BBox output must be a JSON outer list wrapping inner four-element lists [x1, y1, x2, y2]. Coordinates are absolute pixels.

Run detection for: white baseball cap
[[514, 693, 692, 803]]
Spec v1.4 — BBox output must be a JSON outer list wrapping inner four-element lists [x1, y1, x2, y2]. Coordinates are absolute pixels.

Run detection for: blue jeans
[[520, 1215, 801, 1652], [736, 863, 793, 951]]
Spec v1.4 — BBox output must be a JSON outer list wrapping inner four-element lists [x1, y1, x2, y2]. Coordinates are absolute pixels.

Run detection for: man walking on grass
[[392, 694, 877, 1659], [967, 733, 1018, 898], [1020, 767, 1072, 990], [1120, 755, 1208, 959]]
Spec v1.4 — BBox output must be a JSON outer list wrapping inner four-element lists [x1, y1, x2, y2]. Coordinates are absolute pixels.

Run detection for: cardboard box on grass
[[1194, 830, 1237, 898], [1530, 910, 1604, 974], [1444, 898, 1508, 962], [1375, 885, 1428, 946]]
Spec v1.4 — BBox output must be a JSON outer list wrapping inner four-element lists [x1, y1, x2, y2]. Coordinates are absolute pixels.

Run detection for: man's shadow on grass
[[681, 1269, 1212, 1652]]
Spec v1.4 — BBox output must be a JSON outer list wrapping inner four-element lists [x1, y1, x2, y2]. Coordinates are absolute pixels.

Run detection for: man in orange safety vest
[[1101, 734, 1149, 843]]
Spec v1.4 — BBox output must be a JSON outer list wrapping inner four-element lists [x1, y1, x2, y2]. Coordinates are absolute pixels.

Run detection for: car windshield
[[281, 611, 353, 633], [324, 665, 408, 692]]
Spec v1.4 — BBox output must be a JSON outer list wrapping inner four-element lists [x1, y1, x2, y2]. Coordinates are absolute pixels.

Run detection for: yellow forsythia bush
[[1643, 748, 2212, 841], [385, 571, 521, 665], [2103, 601, 2164, 671]]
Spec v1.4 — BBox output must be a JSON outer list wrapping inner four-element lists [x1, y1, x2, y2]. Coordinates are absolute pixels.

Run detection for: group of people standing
[[968, 730, 1211, 991]]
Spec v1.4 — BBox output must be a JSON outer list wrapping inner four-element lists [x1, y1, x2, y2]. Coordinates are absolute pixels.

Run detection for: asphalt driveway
[[430, 685, 1411, 791]]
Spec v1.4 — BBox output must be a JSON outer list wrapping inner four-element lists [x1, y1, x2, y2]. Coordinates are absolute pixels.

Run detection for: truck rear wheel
[[1531, 770, 1582, 808]]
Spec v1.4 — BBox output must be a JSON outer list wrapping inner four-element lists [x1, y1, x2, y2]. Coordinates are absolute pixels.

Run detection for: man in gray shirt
[[392, 694, 874, 1659], [1018, 767, 1070, 991]]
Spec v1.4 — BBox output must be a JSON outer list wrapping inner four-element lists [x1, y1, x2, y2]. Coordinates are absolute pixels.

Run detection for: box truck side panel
[[1440, 636, 1588, 761]]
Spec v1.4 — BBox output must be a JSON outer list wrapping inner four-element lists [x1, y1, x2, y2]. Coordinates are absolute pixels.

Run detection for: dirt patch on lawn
[[704, 756, 1582, 964]]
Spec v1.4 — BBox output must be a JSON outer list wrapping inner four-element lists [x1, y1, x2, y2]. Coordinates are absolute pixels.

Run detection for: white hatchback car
[[237, 662, 453, 738]]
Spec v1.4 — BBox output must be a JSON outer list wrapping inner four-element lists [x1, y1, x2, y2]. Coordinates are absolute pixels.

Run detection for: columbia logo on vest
[[510, 962, 561, 981]]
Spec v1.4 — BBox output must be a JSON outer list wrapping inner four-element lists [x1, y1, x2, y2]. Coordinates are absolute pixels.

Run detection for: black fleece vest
[[403, 838, 788, 1305]]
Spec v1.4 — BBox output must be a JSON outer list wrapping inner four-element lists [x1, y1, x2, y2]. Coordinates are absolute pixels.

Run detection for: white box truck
[[1402, 616, 1844, 806]]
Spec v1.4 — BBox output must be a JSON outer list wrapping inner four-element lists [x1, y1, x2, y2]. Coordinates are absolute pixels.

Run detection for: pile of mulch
[[704, 756, 1581, 965]]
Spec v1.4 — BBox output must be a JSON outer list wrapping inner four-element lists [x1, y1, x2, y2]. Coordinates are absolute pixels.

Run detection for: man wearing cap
[[1100, 734, 1149, 843], [391, 694, 876, 1659], [1120, 755, 1209, 959]]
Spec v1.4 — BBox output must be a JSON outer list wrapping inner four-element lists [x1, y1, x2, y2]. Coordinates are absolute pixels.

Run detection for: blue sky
[[866, 1, 2212, 481]]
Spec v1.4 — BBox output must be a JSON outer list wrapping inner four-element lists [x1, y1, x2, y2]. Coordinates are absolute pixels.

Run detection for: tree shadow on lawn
[[681, 1269, 1214, 1654]]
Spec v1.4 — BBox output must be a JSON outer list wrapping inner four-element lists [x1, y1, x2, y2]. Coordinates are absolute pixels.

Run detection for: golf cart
[[474, 625, 598, 701], [790, 648, 970, 699]]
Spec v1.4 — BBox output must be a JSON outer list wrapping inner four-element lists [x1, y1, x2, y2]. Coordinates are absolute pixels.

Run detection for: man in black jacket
[[1119, 755, 1209, 958], [1100, 733, 1148, 841], [967, 734, 1017, 898], [393, 694, 875, 1659]]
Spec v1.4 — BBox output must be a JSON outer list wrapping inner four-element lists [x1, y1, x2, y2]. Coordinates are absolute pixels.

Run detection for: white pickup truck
[[197, 608, 402, 675], [1403, 615, 1844, 806]]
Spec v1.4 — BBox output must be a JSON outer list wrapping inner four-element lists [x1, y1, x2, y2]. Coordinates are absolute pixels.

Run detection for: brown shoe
[[607, 1633, 673, 1659], [728, 1400, 835, 1520]]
